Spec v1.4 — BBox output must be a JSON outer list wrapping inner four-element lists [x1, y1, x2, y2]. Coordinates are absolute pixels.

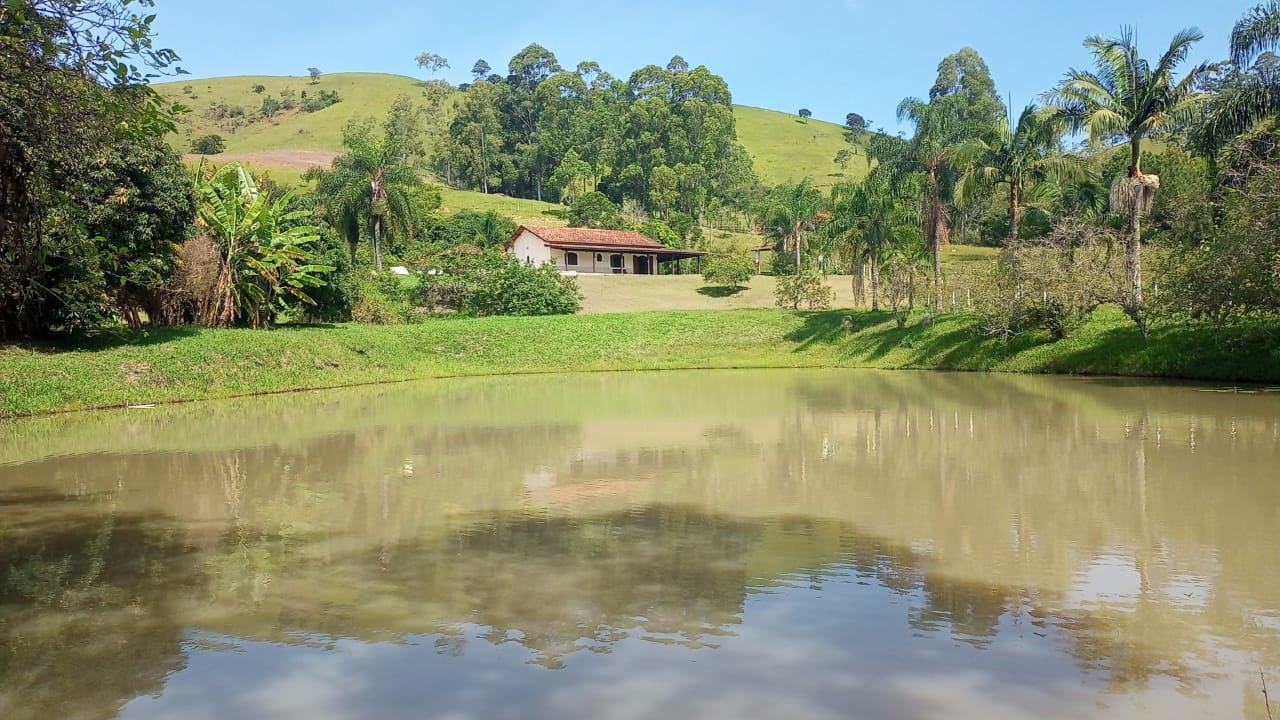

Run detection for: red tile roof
[[516, 226, 665, 250]]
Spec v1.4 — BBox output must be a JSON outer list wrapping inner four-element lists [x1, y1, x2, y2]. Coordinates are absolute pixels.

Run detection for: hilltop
[[157, 73, 866, 190]]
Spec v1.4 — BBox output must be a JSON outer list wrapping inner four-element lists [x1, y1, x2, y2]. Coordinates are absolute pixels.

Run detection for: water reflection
[[1, 369, 1278, 719]]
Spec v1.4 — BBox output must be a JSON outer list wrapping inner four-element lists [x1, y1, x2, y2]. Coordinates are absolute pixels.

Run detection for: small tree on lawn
[[190, 134, 226, 155], [308, 67, 321, 84], [702, 251, 755, 290]]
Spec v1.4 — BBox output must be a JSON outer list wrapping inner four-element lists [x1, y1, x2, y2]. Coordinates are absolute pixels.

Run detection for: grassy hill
[[157, 73, 866, 191]]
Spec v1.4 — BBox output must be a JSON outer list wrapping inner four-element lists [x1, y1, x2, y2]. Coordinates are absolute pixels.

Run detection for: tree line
[[760, 8, 1280, 337], [427, 46, 758, 222]]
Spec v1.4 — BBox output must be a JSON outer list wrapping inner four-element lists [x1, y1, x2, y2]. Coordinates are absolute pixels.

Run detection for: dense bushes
[[416, 249, 581, 317], [190, 134, 226, 154]]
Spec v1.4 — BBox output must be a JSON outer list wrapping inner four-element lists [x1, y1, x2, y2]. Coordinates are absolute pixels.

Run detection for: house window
[[610, 254, 624, 269], [596, 253, 603, 262], [565, 252, 579, 266]]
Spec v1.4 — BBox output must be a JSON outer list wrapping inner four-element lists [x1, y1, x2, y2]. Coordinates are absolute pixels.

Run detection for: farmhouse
[[507, 226, 705, 275]]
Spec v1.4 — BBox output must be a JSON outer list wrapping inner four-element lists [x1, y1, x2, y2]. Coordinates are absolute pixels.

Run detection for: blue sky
[[153, 0, 1254, 133]]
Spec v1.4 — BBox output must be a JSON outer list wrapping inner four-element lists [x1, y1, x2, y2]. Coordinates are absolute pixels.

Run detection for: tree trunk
[[794, 227, 802, 269], [1009, 182, 1024, 315], [870, 254, 880, 312], [852, 260, 865, 307], [930, 193, 944, 314], [374, 216, 383, 272], [1126, 140, 1147, 338]]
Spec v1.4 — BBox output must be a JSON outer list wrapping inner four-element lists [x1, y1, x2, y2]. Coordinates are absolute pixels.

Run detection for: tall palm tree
[[762, 179, 825, 270], [896, 95, 967, 313], [1232, 1, 1280, 66], [1048, 27, 1211, 336], [311, 97, 425, 271], [957, 104, 1076, 246], [1200, 3, 1280, 150]]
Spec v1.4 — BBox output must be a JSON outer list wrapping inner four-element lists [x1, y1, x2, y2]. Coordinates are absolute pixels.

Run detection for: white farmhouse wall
[[510, 229, 553, 266]]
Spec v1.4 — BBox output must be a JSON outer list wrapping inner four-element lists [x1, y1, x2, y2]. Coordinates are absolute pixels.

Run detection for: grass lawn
[[3, 304, 1277, 418], [733, 105, 870, 188]]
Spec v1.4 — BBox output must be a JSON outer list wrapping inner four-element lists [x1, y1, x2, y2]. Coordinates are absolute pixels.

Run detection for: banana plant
[[194, 161, 333, 327]]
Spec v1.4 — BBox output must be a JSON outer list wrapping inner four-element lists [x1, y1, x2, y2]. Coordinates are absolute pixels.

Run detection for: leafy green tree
[[471, 59, 492, 81], [0, 0, 186, 337], [1048, 27, 1211, 335], [190, 134, 226, 155], [260, 95, 281, 118], [253, 84, 265, 94], [550, 148, 593, 204], [569, 191, 622, 228], [310, 96, 431, 270], [761, 179, 825, 269], [192, 163, 333, 328], [798, 108, 812, 120], [930, 47, 1005, 128], [87, 136, 197, 327], [702, 251, 755, 290], [415, 52, 449, 75], [308, 67, 321, 84]]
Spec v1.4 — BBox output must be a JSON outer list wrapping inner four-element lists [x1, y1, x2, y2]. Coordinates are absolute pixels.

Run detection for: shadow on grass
[[783, 310, 896, 353], [697, 285, 748, 298], [3, 326, 202, 354]]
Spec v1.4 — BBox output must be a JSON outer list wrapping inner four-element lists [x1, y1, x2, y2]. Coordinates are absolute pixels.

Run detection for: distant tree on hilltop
[[308, 67, 321, 84], [798, 108, 812, 121]]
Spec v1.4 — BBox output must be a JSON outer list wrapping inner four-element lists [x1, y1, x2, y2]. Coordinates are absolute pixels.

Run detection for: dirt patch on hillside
[[184, 149, 338, 171]]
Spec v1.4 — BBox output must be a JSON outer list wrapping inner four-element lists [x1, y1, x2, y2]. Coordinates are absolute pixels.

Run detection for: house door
[[633, 256, 650, 275]]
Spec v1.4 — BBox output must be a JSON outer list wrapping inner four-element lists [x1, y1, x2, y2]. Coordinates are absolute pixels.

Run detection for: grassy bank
[[2, 307, 1277, 418]]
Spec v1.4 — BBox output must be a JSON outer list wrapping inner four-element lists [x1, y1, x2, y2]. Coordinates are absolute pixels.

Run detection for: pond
[[1, 369, 1278, 720]]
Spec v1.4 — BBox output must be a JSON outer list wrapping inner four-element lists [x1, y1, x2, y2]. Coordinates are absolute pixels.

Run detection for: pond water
[[1, 369, 1278, 720]]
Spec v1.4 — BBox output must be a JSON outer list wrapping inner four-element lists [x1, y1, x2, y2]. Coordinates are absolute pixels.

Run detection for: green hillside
[[733, 105, 870, 187], [157, 73, 867, 190], [163, 73, 424, 155]]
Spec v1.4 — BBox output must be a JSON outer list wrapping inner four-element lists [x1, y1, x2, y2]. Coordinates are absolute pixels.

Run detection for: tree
[[1232, 1, 1280, 66], [957, 105, 1075, 246], [667, 55, 690, 73], [190, 134, 226, 155], [1048, 27, 1211, 336], [568, 191, 622, 228], [253, 84, 265, 94], [471, 59, 492, 81], [762, 179, 825, 270], [827, 169, 918, 310], [191, 162, 332, 328], [0, 0, 186, 337], [930, 47, 1005, 128], [415, 52, 449, 75], [310, 96, 431, 270], [308, 67, 321, 84], [260, 95, 281, 118], [1200, 4, 1280, 150], [449, 80, 506, 193], [845, 112, 868, 132], [799, 108, 812, 120], [702, 251, 755, 290], [896, 95, 967, 312]]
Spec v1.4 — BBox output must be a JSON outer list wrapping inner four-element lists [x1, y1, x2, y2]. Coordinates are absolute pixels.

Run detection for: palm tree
[[761, 179, 825, 270], [1232, 1, 1280, 66], [896, 95, 967, 313], [1048, 27, 1211, 336], [828, 170, 918, 310], [1200, 3, 1280, 150], [311, 97, 425, 271], [957, 104, 1076, 246]]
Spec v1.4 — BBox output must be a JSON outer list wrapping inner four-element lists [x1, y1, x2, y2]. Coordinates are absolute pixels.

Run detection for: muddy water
[[1, 369, 1277, 720]]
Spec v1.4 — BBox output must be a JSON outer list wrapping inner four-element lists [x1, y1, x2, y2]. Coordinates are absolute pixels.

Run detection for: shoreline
[[3, 307, 1277, 419]]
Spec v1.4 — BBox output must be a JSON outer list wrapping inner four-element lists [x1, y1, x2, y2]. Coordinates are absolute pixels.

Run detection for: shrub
[[775, 270, 834, 310], [350, 273, 415, 324], [974, 218, 1123, 339], [416, 249, 580, 316], [702, 251, 755, 289], [189, 134, 226, 155], [301, 89, 342, 113]]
